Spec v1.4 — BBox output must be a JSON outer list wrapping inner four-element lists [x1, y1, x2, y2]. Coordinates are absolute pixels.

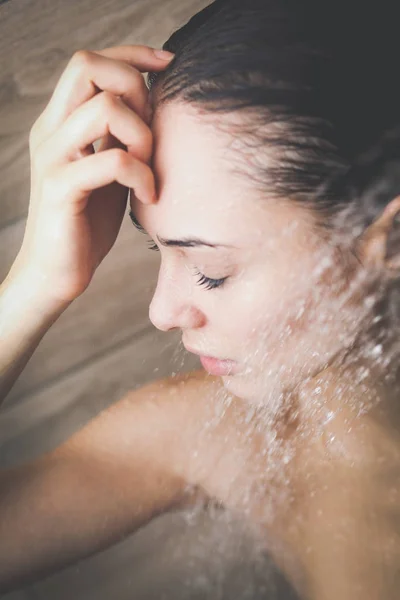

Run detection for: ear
[[356, 195, 400, 276]]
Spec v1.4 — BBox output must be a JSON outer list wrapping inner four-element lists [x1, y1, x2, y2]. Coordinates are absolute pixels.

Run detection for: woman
[[1, 0, 400, 597]]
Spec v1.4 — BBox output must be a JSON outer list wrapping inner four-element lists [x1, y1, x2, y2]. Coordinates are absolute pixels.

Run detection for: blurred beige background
[[0, 1, 296, 599]]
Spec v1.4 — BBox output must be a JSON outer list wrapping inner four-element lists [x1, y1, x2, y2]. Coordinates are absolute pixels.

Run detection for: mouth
[[184, 345, 239, 376]]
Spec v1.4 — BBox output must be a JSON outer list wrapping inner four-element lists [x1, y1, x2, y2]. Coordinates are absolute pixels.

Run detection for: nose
[[149, 270, 206, 332]]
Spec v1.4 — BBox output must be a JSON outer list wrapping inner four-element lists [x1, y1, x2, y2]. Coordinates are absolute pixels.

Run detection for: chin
[[222, 368, 288, 409], [221, 374, 259, 403]]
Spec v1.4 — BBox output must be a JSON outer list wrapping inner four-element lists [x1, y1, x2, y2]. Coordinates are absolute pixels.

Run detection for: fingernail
[[153, 49, 175, 60]]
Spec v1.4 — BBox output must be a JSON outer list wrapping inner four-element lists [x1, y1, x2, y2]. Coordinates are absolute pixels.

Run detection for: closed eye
[[129, 209, 228, 290], [194, 269, 227, 290]]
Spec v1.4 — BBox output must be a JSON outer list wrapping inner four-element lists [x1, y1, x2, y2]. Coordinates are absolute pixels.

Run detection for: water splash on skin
[[158, 189, 400, 596]]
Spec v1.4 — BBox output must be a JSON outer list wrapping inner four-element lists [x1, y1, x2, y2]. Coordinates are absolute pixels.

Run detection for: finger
[[48, 147, 156, 209], [46, 91, 152, 165], [71, 143, 95, 161], [96, 131, 124, 153], [41, 45, 173, 137], [93, 44, 174, 68]]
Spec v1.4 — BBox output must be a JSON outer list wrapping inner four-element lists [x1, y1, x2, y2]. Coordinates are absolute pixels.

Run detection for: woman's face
[[130, 102, 364, 404]]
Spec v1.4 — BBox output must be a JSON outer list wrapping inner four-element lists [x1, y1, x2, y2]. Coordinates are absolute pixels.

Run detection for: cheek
[[232, 258, 328, 355], [214, 268, 304, 350], [206, 243, 342, 354]]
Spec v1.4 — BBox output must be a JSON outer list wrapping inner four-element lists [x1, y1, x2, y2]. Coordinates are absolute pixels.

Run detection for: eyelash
[[147, 240, 159, 251], [193, 269, 227, 290], [147, 239, 227, 290]]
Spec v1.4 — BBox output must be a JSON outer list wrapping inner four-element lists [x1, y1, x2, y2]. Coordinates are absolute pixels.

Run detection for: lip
[[184, 345, 238, 376]]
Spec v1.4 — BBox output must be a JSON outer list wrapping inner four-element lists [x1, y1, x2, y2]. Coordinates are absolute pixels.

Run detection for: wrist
[[3, 264, 73, 319], [0, 266, 71, 405]]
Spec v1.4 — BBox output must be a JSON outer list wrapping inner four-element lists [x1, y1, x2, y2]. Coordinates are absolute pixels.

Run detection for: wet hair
[[147, 0, 400, 239]]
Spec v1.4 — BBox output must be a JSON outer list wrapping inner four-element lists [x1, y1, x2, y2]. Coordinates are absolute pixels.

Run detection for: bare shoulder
[[121, 368, 225, 415], [49, 369, 244, 515], [58, 368, 225, 466], [119, 368, 228, 442]]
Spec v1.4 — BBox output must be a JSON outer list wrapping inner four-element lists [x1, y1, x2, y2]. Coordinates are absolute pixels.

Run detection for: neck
[[292, 330, 400, 458]]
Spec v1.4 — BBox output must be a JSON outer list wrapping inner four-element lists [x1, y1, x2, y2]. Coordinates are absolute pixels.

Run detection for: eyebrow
[[129, 209, 233, 249]]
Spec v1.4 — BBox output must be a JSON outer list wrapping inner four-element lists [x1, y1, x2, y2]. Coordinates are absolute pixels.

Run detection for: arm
[[0, 377, 203, 593], [0, 44, 175, 406], [0, 266, 71, 406]]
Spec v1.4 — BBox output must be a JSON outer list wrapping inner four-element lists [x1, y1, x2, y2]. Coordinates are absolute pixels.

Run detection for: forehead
[[132, 101, 314, 244], [151, 102, 240, 199], [133, 103, 248, 230]]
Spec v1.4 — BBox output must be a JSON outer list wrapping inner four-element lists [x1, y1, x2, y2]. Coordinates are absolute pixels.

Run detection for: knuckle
[[110, 147, 130, 171], [70, 49, 94, 72], [129, 66, 144, 87], [97, 90, 119, 113]]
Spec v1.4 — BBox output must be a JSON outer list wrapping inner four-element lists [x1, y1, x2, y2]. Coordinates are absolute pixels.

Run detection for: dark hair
[[147, 0, 400, 237]]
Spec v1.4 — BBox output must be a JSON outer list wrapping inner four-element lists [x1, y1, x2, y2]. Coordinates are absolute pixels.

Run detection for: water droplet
[[371, 344, 383, 357]]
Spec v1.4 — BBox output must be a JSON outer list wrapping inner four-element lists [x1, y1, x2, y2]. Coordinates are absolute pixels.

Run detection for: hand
[[11, 45, 174, 306]]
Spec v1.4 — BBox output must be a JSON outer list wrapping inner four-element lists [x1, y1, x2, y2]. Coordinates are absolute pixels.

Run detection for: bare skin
[[0, 370, 239, 592], [0, 368, 304, 593], [1, 42, 400, 600], [2, 365, 400, 599]]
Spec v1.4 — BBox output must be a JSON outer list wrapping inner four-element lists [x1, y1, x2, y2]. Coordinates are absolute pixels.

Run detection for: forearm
[[0, 455, 188, 594], [0, 266, 71, 405], [0, 459, 134, 592]]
